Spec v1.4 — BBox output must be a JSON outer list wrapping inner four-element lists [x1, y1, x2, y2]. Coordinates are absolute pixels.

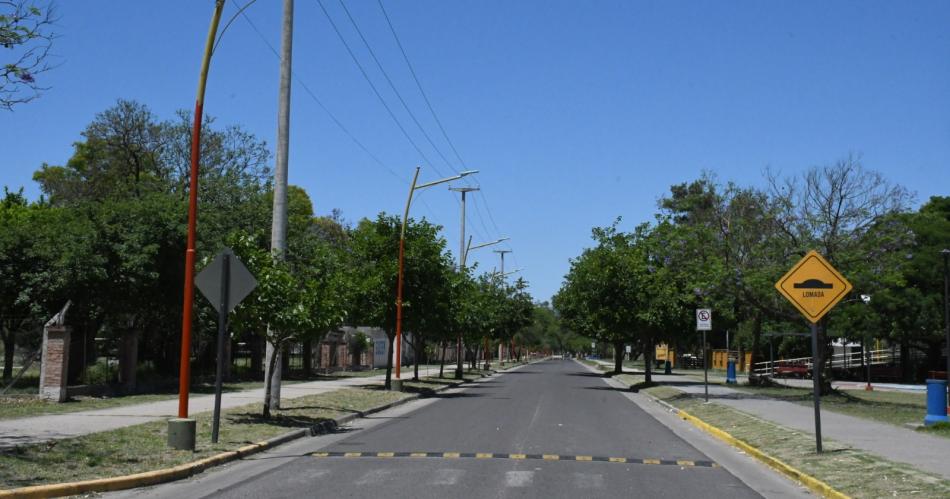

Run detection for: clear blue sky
[[2, 1, 949, 302]]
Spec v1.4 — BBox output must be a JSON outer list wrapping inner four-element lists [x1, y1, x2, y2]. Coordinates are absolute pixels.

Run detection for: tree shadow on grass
[[226, 412, 336, 430]]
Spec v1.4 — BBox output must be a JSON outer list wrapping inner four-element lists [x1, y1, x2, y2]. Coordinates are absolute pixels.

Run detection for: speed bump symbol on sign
[[775, 250, 853, 323]]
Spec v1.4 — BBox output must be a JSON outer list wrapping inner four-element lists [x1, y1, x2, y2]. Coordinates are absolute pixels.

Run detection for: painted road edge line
[[644, 392, 849, 499], [0, 361, 546, 499]]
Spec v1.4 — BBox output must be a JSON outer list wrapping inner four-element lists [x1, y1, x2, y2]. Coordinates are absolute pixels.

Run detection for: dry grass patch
[[644, 386, 950, 498], [0, 387, 410, 489]]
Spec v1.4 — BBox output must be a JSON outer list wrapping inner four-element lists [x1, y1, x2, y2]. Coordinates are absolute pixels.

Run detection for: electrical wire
[[234, 2, 447, 226], [235, 2, 403, 183], [315, 0, 444, 176], [336, 0, 459, 177]]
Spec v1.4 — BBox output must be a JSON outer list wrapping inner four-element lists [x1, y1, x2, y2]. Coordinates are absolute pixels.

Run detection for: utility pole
[[494, 249, 512, 275], [942, 249, 949, 406], [265, 0, 294, 411], [450, 186, 479, 379]]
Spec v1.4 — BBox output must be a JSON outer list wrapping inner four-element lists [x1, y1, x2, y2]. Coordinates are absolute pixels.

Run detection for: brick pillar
[[39, 325, 71, 402]]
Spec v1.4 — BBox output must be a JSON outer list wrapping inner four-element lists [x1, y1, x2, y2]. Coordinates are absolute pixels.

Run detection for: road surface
[[116, 359, 810, 498]]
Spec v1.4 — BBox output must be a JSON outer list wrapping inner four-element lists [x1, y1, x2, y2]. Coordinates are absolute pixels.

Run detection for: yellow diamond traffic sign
[[775, 250, 853, 324]]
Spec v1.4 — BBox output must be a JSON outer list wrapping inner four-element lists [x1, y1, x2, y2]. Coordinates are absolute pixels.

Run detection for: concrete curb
[[0, 370, 505, 499], [642, 392, 850, 499]]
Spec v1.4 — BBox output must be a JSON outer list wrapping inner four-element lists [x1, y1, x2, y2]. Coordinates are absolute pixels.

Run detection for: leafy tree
[[1, 0, 56, 110], [347, 213, 451, 388], [554, 221, 645, 374]]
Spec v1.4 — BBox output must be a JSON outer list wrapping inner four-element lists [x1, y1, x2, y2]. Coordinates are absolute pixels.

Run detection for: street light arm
[[414, 169, 478, 190]]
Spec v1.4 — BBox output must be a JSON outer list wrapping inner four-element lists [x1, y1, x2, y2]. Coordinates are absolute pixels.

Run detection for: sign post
[[696, 309, 712, 402], [775, 250, 852, 454], [196, 248, 257, 443]]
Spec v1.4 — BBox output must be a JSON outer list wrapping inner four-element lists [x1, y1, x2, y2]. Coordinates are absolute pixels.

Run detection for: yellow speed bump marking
[[308, 451, 716, 468]]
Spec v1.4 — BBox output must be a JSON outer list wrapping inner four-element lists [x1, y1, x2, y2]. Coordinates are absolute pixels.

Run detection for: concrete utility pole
[[265, 0, 294, 410], [450, 186, 479, 379], [494, 249, 512, 275]]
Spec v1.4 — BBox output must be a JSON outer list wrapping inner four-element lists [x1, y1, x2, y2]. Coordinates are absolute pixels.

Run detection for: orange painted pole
[[178, 0, 225, 418]]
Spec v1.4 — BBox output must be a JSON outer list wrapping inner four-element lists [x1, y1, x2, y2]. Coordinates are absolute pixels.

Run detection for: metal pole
[[265, 0, 294, 410], [494, 249, 512, 276], [178, 0, 225, 419], [810, 322, 823, 453], [211, 252, 230, 443], [395, 168, 421, 387], [703, 329, 708, 402], [942, 249, 949, 405], [451, 187, 478, 379]]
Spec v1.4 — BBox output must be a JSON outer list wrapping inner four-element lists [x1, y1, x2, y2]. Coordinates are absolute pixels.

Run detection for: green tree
[[1, 0, 56, 110], [347, 214, 451, 388]]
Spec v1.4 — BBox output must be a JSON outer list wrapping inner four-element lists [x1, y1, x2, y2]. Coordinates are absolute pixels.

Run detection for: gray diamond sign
[[195, 248, 257, 314]]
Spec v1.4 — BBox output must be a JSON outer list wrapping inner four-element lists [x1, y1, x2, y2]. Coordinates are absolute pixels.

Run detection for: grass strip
[[0, 380, 299, 421], [0, 387, 410, 489], [725, 382, 931, 432], [644, 386, 950, 498]]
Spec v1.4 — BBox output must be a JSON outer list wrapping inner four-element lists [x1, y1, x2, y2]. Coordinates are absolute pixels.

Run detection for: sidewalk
[[0, 374, 386, 449], [591, 359, 950, 480]]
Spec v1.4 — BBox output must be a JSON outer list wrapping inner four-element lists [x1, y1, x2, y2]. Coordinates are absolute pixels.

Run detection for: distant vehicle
[[774, 361, 811, 379]]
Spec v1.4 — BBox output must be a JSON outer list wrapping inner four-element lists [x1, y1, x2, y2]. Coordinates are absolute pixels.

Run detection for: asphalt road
[[149, 359, 769, 498]]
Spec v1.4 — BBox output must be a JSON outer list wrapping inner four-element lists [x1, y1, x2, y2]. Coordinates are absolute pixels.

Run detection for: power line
[[315, 0, 444, 177], [336, 0, 459, 177], [235, 2, 404, 183], [374, 1, 511, 244], [375, 0, 468, 172], [235, 3, 449, 228]]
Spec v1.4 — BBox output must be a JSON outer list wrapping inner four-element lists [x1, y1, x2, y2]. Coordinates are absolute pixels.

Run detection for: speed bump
[[310, 451, 717, 468]]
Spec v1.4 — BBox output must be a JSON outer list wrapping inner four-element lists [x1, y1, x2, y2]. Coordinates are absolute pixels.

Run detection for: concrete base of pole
[[167, 418, 196, 451], [390, 379, 403, 392]]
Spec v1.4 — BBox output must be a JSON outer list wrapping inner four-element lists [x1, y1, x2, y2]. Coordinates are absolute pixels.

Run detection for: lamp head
[[459, 170, 479, 177]]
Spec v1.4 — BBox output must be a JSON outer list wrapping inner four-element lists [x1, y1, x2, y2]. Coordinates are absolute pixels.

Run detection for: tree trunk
[[384, 330, 394, 389], [302, 339, 312, 377], [439, 341, 447, 378], [900, 337, 911, 383], [613, 340, 624, 374], [413, 337, 423, 381], [2, 329, 14, 382], [748, 314, 762, 384], [644, 340, 653, 384], [262, 342, 281, 419]]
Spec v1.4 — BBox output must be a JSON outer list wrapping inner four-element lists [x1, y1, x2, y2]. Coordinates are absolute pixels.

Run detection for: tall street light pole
[[450, 186, 479, 379], [460, 236, 508, 375], [177, 0, 225, 421], [942, 249, 949, 407], [393, 168, 477, 391]]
